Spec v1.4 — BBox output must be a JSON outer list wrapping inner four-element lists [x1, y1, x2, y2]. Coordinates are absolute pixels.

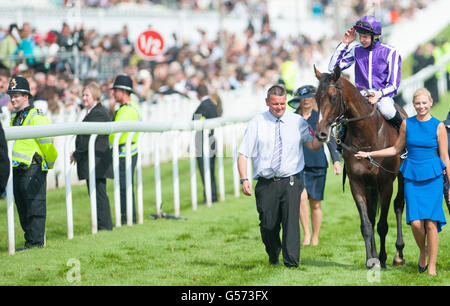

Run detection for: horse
[[313, 65, 406, 269]]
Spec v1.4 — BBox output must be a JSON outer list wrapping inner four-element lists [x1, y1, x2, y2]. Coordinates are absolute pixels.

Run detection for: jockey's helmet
[[354, 16, 382, 36]]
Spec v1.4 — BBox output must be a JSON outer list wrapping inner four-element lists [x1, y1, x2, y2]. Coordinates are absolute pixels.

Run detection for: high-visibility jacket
[[442, 41, 450, 74], [109, 100, 142, 157], [280, 60, 297, 94], [10, 107, 57, 171], [432, 46, 444, 79]]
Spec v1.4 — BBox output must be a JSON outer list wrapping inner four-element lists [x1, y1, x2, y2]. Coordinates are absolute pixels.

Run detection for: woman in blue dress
[[355, 88, 450, 276]]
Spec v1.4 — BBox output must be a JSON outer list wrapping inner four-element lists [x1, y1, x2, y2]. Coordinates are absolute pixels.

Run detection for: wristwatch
[[240, 178, 248, 184]]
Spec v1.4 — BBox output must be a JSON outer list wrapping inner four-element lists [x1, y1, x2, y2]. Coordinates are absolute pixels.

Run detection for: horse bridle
[[328, 81, 377, 130], [325, 80, 398, 175]]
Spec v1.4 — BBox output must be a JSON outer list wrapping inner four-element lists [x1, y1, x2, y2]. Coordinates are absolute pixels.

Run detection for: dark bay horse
[[313, 65, 406, 269]]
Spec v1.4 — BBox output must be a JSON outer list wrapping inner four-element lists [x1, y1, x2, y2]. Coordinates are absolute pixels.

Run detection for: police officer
[[8, 75, 57, 250], [109, 74, 142, 225], [0, 121, 9, 196]]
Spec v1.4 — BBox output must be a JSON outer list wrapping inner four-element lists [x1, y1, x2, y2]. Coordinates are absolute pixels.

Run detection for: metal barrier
[[3, 116, 253, 255], [398, 53, 450, 116]]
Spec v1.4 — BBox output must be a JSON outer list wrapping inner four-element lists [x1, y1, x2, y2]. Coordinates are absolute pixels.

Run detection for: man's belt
[[258, 173, 300, 182]]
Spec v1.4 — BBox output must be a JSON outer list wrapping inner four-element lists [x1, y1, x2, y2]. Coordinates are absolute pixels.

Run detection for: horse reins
[[328, 81, 399, 175]]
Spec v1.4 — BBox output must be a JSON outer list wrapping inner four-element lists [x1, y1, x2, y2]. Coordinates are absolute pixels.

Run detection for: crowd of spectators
[[0, 0, 440, 120]]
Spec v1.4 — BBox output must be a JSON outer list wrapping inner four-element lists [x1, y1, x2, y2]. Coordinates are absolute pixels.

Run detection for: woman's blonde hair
[[413, 87, 433, 103], [83, 82, 102, 102]]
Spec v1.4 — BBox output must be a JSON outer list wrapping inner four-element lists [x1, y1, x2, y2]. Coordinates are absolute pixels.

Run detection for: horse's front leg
[[393, 174, 406, 266], [377, 182, 393, 269], [350, 182, 378, 269]]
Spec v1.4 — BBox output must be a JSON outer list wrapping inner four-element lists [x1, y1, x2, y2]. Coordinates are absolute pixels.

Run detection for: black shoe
[[269, 258, 280, 266], [15, 247, 28, 252], [268, 255, 280, 266]]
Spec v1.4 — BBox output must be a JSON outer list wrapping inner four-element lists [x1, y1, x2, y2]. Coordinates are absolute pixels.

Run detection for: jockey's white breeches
[[360, 90, 397, 120], [376, 97, 397, 120]]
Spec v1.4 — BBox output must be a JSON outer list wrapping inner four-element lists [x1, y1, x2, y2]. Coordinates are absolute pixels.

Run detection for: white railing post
[[136, 133, 144, 224], [217, 127, 225, 202], [153, 133, 162, 216], [203, 128, 212, 206], [6, 141, 15, 255], [125, 132, 136, 226], [231, 124, 240, 197], [189, 130, 197, 210], [64, 135, 75, 239], [112, 133, 122, 227], [88, 134, 98, 234], [172, 132, 180, 217]]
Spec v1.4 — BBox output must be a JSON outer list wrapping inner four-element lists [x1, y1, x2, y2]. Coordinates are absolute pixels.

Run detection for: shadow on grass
[[301, 258, 357, 270], [190, 259, 257, 271]]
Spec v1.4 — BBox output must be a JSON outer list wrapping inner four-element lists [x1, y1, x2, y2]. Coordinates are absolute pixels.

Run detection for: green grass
[[1, 139, 449, 285]]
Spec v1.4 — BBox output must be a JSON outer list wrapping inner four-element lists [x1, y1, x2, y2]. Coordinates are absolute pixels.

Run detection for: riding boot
[[386, 111, 403, 131], [336, 125, 347, 155]]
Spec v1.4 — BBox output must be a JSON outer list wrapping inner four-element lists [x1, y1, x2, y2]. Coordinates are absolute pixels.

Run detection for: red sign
[[135, 30, 164, 59]]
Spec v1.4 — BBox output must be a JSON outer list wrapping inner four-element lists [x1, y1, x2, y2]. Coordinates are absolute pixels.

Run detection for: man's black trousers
[[254, 173, 303, 267], [196, 156, 218, 202], [119, 154, 137, 224], [86, 178, 113, 230], [13, 164, 47, 248]]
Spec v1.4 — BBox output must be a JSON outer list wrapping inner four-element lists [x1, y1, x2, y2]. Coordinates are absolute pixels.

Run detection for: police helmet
[[111, 74, 134, 93], [287, 85, 316, 109], [7, 75, 32, 97], [354, 16, 382, 36]]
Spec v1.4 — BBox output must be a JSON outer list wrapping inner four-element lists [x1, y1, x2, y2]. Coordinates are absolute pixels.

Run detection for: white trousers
[[361, 90, 397, 120], [376, 97, 397, 120]]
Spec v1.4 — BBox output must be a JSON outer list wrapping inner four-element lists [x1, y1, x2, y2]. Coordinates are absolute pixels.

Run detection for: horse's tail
[[342, 163, 346, 192]]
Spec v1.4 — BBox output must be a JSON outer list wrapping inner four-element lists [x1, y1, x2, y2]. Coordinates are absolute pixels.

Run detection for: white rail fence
[[399, 53, 450, 116], [3, 116, 257, 255]]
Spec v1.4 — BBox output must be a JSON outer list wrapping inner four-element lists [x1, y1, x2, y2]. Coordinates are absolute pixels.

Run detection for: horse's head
[[314, 65, 346, 143]]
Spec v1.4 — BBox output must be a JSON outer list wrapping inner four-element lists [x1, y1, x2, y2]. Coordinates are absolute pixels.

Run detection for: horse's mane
[[317, 72, 373, 114]]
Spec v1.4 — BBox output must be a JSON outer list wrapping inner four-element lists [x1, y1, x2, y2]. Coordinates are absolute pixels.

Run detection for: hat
[[287, 85, 316, 109], [111, 74, 134, 93], [7, 75, 32, 97], [45, 31, 57, 43], [354, 16, 382, 36]]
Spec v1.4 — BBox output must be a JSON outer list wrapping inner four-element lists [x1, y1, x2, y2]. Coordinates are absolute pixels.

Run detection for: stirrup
[[400, 149, 408, 159]]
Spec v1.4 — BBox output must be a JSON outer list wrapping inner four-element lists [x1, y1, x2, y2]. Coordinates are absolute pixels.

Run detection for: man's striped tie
[[271, 118, 282, 174]]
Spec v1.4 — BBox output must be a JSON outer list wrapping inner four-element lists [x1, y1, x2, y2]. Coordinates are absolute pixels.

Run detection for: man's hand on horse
[[343, 27, 356, 45], [365, 90, 382, 104]]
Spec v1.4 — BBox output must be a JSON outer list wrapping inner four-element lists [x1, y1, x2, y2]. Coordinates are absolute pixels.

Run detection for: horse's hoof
[[393, 257, 406, 266], [366, 258, 381, 270]]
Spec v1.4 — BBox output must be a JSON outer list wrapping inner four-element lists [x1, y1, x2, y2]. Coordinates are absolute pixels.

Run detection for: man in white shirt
[[238, 84, 322, 267]]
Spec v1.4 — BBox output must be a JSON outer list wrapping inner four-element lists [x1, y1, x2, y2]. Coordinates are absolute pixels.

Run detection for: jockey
[[328, 15, 403, 131]]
